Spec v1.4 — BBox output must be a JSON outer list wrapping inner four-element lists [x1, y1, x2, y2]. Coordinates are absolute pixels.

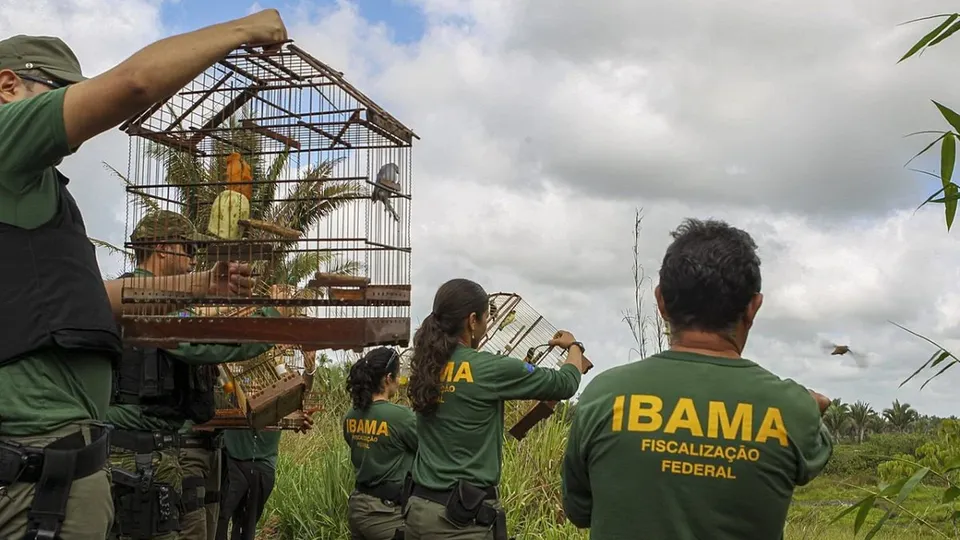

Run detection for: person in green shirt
[[0, 13, 287, 538], [403, 278, 586, 540], [217, 411, 312, 540], [108, 210, 285, 540], [342, 347, 418, 540], [561, 218, 834, 540]]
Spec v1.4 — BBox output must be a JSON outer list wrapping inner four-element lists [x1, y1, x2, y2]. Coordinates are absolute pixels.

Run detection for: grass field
[[251, 365, 957, 539]]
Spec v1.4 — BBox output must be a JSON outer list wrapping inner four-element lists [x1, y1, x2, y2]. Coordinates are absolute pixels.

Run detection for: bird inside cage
[[372, 162, 401, 222]]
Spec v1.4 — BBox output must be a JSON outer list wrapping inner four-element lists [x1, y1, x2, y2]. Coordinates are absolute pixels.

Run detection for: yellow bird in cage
[[207, 152, 253, 240], [497, 310, 516, 332]]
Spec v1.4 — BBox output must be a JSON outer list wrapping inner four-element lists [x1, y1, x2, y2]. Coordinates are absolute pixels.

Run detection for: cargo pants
[[347, 491, 404, 540], [109, 440, 183, 540], [180, 436, 222, 540], [403, 495, 502, 540], [0, 422, 113, 539]]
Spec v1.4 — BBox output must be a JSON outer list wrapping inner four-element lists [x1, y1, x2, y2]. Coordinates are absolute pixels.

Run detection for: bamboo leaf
[[945, 183, 960, 230], [899, 14, 959, 62], [905, 132, 947, 168], [863, 467, 931, 540], [928, 19, 960, 47], [934, 101, 960, 135], [942, 133, 956, 186], [855, 495, 877, 533]]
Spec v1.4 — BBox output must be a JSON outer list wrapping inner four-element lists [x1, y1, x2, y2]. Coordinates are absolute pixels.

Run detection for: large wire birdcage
[[116, 41, 416, 352]]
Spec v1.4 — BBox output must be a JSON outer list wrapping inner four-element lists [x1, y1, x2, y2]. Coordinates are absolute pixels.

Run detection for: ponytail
[[346, 347, 400, 411], [408, 278, 490, 416]]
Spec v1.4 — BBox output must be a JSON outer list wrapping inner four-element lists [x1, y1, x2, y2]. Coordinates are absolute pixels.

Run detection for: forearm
[[103, 272, 211, 317], [111, 21, 250, 107], [499, 364, 582, 401]]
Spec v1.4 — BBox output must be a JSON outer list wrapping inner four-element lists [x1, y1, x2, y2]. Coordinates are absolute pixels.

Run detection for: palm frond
[[102, 162, 160, 214], [89, 236, 135, 263]]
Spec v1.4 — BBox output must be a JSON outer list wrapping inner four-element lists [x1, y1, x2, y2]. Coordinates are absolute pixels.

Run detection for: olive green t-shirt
[[343, 400, 418, 489], [104, 268, 279, 432], [561, 350, 834, 540], [223, 428, 282, 472], [412, 345, 582, 491], [0, 87, 115, 437]]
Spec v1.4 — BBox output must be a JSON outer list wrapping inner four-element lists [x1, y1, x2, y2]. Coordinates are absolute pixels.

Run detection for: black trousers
[[214, 453, 276, 540]]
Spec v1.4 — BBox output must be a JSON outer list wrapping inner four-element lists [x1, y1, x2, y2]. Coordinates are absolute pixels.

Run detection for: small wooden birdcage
[[200, 345, 308, 429], [116, 41, 416, 352], [481, 292, 593, 440]]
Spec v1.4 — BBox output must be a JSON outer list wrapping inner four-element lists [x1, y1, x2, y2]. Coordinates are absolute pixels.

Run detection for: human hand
[[206, 262, 255, 297], [808, 389, 830, 416], [291, 409, 315, 433], [238, 9, 289, 50], [549, 330, 577, 350]]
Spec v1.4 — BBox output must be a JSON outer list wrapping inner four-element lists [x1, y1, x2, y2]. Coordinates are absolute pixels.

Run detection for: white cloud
[[9, 0, 960, 418]]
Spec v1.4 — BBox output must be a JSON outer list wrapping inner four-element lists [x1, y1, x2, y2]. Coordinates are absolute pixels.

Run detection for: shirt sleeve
[[485, 352, 582, 401], [794, 420, 834, 486], [395, 407, 419, 453], [561, 399, 593, 528], [784, 383, 835, 486], [0, 87, 71, 179]]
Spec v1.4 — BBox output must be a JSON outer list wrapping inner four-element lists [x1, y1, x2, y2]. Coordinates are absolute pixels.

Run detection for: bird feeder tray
[[245, 371, 306, 429], [329, 287, 364, 302], [307, 272, 372, 288], [119, 315, 410, 349]]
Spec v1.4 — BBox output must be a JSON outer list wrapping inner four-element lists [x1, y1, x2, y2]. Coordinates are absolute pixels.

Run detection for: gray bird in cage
[[373, 163, 401, 222]]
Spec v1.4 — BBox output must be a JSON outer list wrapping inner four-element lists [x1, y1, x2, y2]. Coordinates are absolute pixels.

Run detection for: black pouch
[[444, 479, 487, 528], [392, 526, 405, 540], [0, 442, 25, 485], [399, 473, 414, 508]]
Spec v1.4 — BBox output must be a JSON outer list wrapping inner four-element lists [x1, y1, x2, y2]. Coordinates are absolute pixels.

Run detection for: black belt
[[181, 433, 222, 451], [0, 424, 110, 486], [111, 429, 179, 453], [411, 483, 499, 505], [356, 482, 403, 504]]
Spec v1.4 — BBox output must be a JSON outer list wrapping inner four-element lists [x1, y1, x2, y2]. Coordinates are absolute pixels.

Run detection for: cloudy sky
[[8, 0, 960, 416]]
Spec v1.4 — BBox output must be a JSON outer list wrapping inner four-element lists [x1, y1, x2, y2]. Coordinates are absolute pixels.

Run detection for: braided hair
[[346, 347, 401, 411]]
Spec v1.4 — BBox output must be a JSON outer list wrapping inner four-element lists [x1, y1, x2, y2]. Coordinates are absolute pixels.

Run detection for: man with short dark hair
[[0, 11, 287, 538], [561, 218, 834, 540]]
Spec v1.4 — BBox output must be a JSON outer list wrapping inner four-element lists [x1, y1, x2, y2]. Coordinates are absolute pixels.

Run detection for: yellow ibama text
[[610, 395, 788, 447]]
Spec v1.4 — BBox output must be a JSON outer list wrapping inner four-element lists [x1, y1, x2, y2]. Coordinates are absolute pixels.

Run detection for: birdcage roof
[[119, 42, 418, 157]]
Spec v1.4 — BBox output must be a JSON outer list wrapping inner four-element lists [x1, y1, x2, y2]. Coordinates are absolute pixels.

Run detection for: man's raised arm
[[62, 9, 288, 150]]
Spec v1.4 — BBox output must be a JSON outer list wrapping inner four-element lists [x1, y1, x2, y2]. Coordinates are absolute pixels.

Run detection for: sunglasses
[[16, 72, 64, 89]]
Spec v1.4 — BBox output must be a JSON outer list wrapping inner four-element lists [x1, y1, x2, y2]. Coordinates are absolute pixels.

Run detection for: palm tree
[[848, 401, 878, 444], [823, 400, 851, 443], [96, 108, 365, 289], [883, 399, 920, 433]]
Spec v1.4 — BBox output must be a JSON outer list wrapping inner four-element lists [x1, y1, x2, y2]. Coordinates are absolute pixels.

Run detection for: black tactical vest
[[0, 171, 122, 366], [112, 271, 218, 424]]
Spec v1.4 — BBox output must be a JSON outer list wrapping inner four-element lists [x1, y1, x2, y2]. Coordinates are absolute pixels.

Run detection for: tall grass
[[258, 365, 941, 539]]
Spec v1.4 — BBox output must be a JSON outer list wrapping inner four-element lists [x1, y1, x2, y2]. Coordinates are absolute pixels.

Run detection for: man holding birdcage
[[107, 209, 293, 540]]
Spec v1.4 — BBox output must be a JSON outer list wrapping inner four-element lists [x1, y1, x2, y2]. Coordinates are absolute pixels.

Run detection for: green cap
[[0, 35, 86, 85], [131, 210, 215, 244]]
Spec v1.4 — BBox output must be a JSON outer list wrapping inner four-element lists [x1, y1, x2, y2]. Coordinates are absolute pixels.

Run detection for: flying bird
[[820, 339, 868, 368], [372, 163, 400, 222]]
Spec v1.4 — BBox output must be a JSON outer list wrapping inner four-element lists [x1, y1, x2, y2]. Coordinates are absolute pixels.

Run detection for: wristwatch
[[570, 341, 585, 354]]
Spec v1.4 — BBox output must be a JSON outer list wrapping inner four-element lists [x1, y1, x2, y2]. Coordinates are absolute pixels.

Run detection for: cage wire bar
[[117, 42, 416, 352], [480, 292, 591, 440]]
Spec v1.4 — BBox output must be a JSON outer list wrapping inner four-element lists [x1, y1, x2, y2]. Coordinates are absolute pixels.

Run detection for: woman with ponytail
[[403, 278, 587, 540], [343, 347, 418, 540]]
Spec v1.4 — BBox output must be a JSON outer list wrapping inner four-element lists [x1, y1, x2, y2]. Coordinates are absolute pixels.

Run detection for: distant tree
[[823, 400, 851, 443], [849, 401, 878, 444], [882, 399, 920, 433]]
